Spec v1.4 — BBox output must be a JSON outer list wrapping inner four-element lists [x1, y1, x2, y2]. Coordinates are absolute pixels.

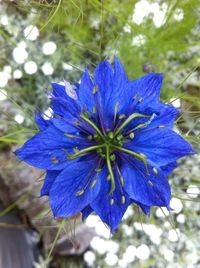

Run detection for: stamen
[[116, 165, 125, 187], [75, 189, 84, 196], [51, 157, 59, 164], [148, 180, 154, 187], [80, 114, 106, 142], [159, 125, 165, 128], [106, 145, 115, 195], [119, 114, 126, 120], [64, 133, 75, 138], [112, 145, 149, 175], [87, 135, 93, 140], [110, 198, 114, 206], [92, 106, 96, 114], [61, 148, 70, 156], [114, 102, 119, 124], [129, 132, 135, 139], [153, 167, 158, 174], [133, 93, 139, 100], [107, 174, 111, 180], [92, 85, 98, 94], [115, 113, 150, 136], [68, 144, 106, 160], [121, 196, 126, 204], [90, 179, 97, 189]]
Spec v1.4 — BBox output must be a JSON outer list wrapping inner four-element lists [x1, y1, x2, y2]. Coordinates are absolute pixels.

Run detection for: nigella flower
[[16, 59, 194, 232]]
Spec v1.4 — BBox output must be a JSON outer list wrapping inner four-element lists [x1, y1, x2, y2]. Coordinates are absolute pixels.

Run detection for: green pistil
[[106, 145, 115, 195], [68, 144, 106, 160], [112, 145, 149, 174], [80, 114, 106, 142], [114, 113, 150, 136]]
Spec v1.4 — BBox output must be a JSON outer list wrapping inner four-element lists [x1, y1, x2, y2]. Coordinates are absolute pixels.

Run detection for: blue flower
[[16, 59, 195, 232]]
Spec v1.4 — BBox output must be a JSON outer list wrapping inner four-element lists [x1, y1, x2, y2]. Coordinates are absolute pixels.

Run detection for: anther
[[92, 85, 98, 94], [75, 189, 84, 196], [51, 157, 59, 164], [148, 180, 154, 187], [158, 125, 165, 128], [87, 135, 93, 140], [110, 198, 114, 206], [73, 147, 79, 153], [138, 97, 144, 103], [119, 114, 126, 120], [121, 196, 126, 204], [92, 106, 96, 114], [133, 93, 139, 100], [107, 174, 111, 181], [90, 179, 97, 189], [129, 132, 135, 139], [64, 133, 75, 138], [95, 168, 102, 173], [119, 175, 124, 187], [153, 167, 158, 174]]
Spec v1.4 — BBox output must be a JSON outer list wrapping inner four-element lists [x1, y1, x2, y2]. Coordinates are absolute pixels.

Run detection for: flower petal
[[78, 69, 95, 112], [133, 200, 151, 215], [94, 60, 114, 129], [49, 157, 101, 217], [15, 126, 92, 170], [126, 127, 195, 166], [130, 73, 163, 105], [35, 112, 51, 131], [82, 205, 93, 221], [121, 156, 171, 207], [41, 170, 60, 196], [90, 165, 130, 232]]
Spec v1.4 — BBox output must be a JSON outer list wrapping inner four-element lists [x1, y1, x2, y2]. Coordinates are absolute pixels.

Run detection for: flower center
[[66, 112, 150, 195]]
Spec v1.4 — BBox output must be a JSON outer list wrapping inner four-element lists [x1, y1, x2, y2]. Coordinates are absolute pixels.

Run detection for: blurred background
[[0, 0, 200, 267]]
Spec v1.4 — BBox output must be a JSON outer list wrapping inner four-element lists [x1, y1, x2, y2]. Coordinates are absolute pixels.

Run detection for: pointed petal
[[94, 60, 114, 129], [51, 83, 68, 99], [15, 126, 92, 170], [130, 73, 163, 105], [126, 128, 195, 166], [78, 69, 95, 112], [51, 118, 79, 134], [82, 206, 93, 221], [108, 59, 129, 114], [49, 157, 101, 217], [91, 165, 130, 232], [121, 156, 171, 207], [50, 83, 81, 123], [133, 200, 151, 215], [35, 112, 51, 131], [41, 171, 60, 196], [160, 162, 177, 175]]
